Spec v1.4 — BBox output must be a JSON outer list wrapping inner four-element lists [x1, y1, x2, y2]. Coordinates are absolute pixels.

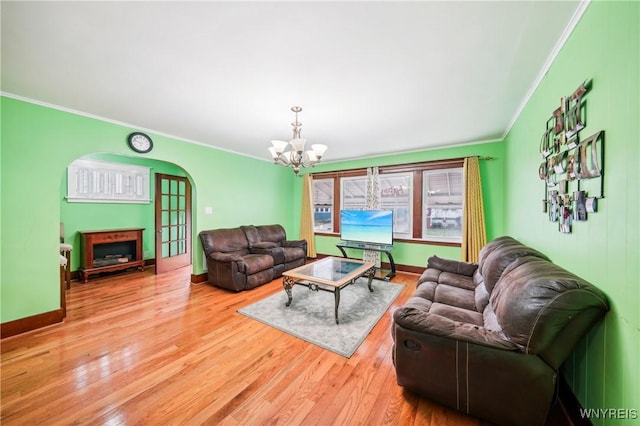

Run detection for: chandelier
[[268, 106, 328, 175]]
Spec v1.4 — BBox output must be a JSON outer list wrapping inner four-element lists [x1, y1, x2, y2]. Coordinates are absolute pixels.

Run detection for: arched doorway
[[60, 153, 195, 282]]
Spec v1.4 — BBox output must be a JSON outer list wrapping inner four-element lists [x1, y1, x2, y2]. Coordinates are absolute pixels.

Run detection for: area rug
[[238, 279, 403, 358]]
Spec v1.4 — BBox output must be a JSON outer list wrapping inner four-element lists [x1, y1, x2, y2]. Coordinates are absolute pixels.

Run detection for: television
[[340, 209, 394, 246]]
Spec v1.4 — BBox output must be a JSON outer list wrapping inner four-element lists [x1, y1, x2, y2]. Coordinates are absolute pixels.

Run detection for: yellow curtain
[[300, 174, 317, 258], [461, 157, 487, 262]]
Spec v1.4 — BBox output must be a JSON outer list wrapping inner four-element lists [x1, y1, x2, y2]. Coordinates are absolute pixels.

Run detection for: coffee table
[[282, 256, 376, 324]]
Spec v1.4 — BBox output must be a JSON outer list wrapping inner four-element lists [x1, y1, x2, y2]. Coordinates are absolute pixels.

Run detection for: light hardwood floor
[[1, 266, 567, 425]]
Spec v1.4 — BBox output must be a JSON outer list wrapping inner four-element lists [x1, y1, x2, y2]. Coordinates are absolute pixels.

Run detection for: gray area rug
[[238, 279, 403, 357]]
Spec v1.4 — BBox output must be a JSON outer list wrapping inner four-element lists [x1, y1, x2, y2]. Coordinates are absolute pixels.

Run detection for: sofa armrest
[[427, 255, 478, 277], [393, 305, 518, 351], [210, 252, 244, 263], [252, 242, 278, 249], [250, 245, 285, 264], [283, 239, 306, 248]]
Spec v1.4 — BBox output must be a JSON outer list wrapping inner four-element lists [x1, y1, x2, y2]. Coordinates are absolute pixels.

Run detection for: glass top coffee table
[[282, 256, 376, 324]]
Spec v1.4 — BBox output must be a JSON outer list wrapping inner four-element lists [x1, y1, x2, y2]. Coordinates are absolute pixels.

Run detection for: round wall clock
[[127, 132, 153, 153]]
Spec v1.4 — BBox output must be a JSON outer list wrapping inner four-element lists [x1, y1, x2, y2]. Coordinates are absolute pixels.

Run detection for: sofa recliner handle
[[403, 339, 421, 351]]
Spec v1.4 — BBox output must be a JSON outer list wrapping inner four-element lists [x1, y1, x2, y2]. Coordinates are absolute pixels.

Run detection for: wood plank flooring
[[1, 266, 567, 425]]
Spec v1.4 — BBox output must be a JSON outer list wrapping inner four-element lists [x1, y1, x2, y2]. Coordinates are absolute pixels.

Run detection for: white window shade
[[312, 178, 334, 232], [66, 159, 151, 203], [423, 167, 463, 242]]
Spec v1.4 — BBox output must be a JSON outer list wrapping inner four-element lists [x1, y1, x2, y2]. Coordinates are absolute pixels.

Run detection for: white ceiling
[[1, 1, 585, 163]]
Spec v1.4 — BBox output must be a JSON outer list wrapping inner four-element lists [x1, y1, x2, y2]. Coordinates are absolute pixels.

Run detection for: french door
[[154, 173, 192, 274]]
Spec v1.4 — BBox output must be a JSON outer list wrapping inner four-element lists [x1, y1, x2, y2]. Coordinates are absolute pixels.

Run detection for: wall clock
[[127, 132, 153, 153]]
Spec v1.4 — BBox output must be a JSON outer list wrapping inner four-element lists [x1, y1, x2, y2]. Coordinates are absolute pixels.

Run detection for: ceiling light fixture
[[269, 106, 328, 175]]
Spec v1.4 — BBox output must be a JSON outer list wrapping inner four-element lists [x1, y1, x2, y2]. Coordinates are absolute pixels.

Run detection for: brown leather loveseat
[[392, 236, 609, 426], [199, 224, 307, 292]]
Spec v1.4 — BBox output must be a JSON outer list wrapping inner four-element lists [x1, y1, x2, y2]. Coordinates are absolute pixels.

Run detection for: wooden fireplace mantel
[[79, 228, 145, 282]]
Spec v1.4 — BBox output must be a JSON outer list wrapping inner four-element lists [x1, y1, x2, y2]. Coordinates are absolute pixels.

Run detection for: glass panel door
[[155, 173, 191, 273]]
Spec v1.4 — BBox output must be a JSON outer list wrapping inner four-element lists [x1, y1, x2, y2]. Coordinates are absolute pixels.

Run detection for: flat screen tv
[[340, 209, 393, 245]]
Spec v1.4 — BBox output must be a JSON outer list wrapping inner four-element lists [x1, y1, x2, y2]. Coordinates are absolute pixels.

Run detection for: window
[[66, 158, 151, 204], [311, 159, 465, 246], [312, 178, 334, 232], [341, 176, 367, 210], [423, 168, 463, 242], [379, 172, 413, 238], [339, 173, 413, 239]]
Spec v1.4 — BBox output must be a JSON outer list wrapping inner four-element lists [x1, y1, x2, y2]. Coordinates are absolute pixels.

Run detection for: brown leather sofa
[[392, 236, 609, 426], [199, 224, 307, 291]]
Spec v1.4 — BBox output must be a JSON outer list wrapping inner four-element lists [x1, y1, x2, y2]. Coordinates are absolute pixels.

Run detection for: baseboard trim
[[1, 309, 65, 339], [315, 254, 423, 275], [191, 272, 208, 283], [189, 257, 421, 284]]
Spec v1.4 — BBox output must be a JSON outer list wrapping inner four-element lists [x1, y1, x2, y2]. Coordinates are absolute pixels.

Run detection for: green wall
[[293, 140, 505, 266], [502, 1, 639, 422], [1, 97, 296, 323]]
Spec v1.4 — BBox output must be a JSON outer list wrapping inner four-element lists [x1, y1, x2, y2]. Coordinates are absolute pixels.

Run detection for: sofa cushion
[[200, 228, 250, 255], [240, 225, 261, 246], [479, 238, 549, 293], [474, 281, 490, 312], [482, 303, 503, 333], [415, 281, 437, 300], [241, 253, 274, 275], [417, 268, 441, 287], [245, 269, 274, 290], [402, 294, 433, 312], [477, 235, 515, 266], [283, 246, 305, 263], [433, 284, 476, 312], [427, 255, 478, 276], [438, 272, 475, 290], [257, 224, 286, 244], [418, 267, 475, 290], [430, 303, 483, 326]]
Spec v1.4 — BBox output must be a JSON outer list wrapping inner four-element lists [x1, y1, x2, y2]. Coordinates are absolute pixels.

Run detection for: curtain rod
[[310, 156, 494, 178]]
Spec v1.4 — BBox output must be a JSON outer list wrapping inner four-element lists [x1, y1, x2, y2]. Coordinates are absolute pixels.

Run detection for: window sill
[[313, 233, 461, 248]]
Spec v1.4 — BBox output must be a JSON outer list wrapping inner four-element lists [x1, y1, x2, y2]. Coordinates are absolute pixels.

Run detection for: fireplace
[[79, 228, 145, 282], [93, 241, 136, 267]]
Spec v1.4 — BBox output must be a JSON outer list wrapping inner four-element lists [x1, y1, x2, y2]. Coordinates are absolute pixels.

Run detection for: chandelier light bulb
[[270, 140, 289, 155], [311, 144, 328, 158], [289, 138, 307, 153], [268, 146, 279, 160]]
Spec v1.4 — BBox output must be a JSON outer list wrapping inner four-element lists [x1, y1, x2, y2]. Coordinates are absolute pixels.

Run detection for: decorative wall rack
[[538, 79, 604, 233]]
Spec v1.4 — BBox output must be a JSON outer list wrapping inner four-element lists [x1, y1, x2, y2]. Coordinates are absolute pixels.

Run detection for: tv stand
[[336, 241, 396, 281]]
